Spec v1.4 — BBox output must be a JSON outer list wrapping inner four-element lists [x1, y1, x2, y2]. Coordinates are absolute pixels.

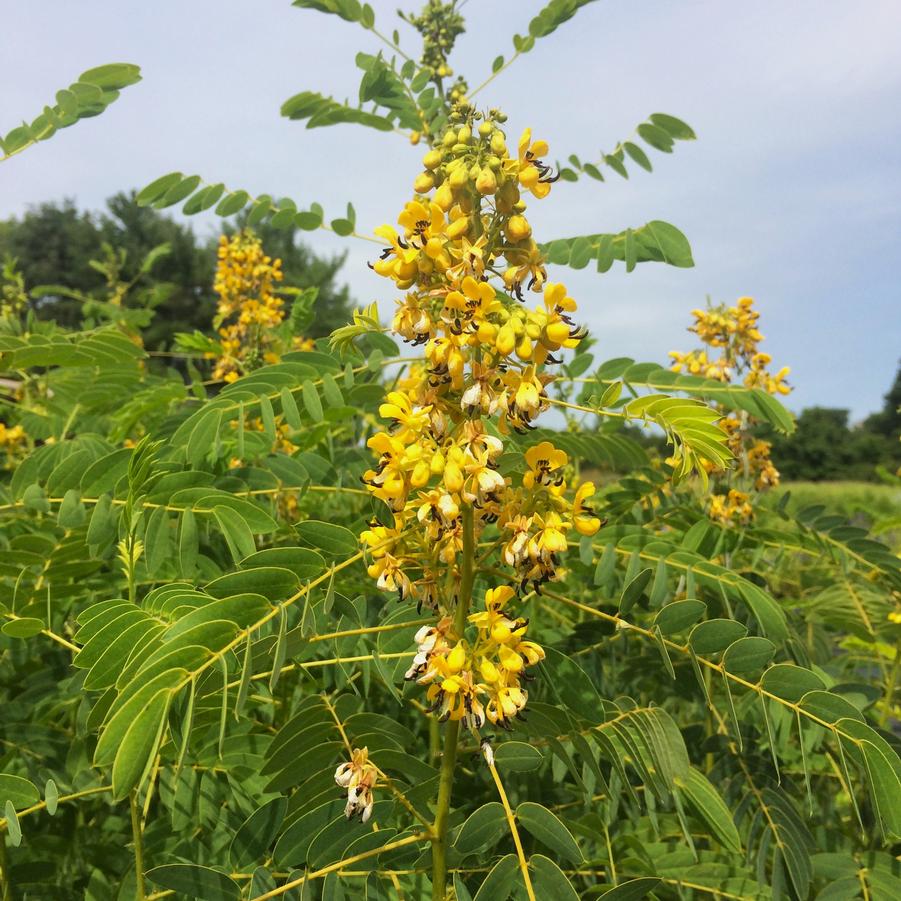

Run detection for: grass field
[[771, 480, 901, 539]]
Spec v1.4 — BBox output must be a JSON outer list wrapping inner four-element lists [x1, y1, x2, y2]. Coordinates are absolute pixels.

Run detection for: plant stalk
[[880, 639, 901, 727], [130, 790, 146, 900], [431, 504, 475, 901], [0, 834, 11, 901]]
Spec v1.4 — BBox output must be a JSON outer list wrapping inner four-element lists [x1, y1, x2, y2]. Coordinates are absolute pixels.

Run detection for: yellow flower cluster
[[707, 488, 754, 528], [670, 297, 790, 396], [670, 296, 791, 524], [0, 421, 27, 469], [359, 107, 601, 732], [211, 231, 284, 382], [210, 231, 314, 383], [404, 587, 545, 729], [715, 415, 780, 492], [1, 259, 28, 319]]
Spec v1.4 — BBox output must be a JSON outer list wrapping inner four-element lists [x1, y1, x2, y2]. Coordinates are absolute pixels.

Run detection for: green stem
[[429, 716, 440, 767], [703, 668, 714, 774], [431, 504, 475, 901], [130, 790, 146, 900], [127, 534, 137, 605], [0, 834, 11, 901], [468, 50, 522, 100], [431, 719, 460, 901], [880, 640, 901, 728]]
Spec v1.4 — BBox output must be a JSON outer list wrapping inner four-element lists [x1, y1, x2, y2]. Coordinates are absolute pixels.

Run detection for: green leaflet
[[454, 802, 507, 855], [516, 803, 582, 864]]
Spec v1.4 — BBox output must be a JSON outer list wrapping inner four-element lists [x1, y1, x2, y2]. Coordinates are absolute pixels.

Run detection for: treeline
[[0, 193, 355, 349], [766, 366, 901, 482]]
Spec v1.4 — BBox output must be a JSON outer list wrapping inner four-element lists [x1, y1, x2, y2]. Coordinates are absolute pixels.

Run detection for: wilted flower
[[335, 747, 378, 823]]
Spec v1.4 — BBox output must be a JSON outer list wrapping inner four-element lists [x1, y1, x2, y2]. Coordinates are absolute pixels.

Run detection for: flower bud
[[414, 172, 435, 193], [422, 149, 442, 170], [434, 183, 454, 211], [449, 166, 469, 189], [496, 323, 516, 356], [457, 124, 472, 144], [447, 642, 466, 672], [545, 321, 571, 345], [478, 121, 494, 138], [506, 215, 531, 242], [516, 334, 533, 360], [476, 168, 497, 195], [477, 321, 497, 344], [446, 216, 469, 239], [444, 460, 463, 492]]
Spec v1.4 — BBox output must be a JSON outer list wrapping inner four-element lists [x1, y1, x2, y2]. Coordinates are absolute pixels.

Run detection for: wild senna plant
[[343, 108, 606, 895], [3, 5, 901, 901]]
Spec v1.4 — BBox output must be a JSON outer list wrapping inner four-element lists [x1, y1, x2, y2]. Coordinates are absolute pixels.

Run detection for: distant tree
[[769, 407, 850, 480], [98, 192, 218, 348], [0, 193, 355, 349], [0, 200, 104, 325], [863, 361, 901, 440], [769, 398, 901, 482], [0, 194, 214, 343]]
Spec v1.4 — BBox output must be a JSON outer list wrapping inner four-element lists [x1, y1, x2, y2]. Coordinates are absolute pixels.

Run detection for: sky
[[2, 0, 900, 421]]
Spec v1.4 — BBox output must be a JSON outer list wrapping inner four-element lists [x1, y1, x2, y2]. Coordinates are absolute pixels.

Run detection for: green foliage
[[541, 220, 695, 273], [558, 113, 696, 184], [773, 480, 901, 529], [0, 64, 141, 162]]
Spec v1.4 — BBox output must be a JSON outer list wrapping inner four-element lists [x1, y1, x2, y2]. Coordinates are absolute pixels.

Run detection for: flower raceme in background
[[209, 231, 315, 383], [670, 296, 791, 525]]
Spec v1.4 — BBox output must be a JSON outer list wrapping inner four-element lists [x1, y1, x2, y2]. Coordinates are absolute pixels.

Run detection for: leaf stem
[[468, 51, 522, 99], [487, 759, 536, 900], [369, 26, 413, 62], [249, 832, 428, 900]]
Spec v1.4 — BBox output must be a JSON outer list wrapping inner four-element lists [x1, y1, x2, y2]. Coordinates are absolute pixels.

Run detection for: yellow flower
[[517, 129, 553, 199], [573, 482, 601, 536], [446, 234, 489, 284], [379, 391, 433, 442], [356, 113, 597, 729], [523, 441, 568, 490]]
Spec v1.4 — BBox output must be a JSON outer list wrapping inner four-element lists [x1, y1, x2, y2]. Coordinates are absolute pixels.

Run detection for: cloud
[[1, 0, 898, 419]]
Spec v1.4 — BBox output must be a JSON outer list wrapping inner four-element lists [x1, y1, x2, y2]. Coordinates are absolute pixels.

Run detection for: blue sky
[[2, 0, 899, 420]]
